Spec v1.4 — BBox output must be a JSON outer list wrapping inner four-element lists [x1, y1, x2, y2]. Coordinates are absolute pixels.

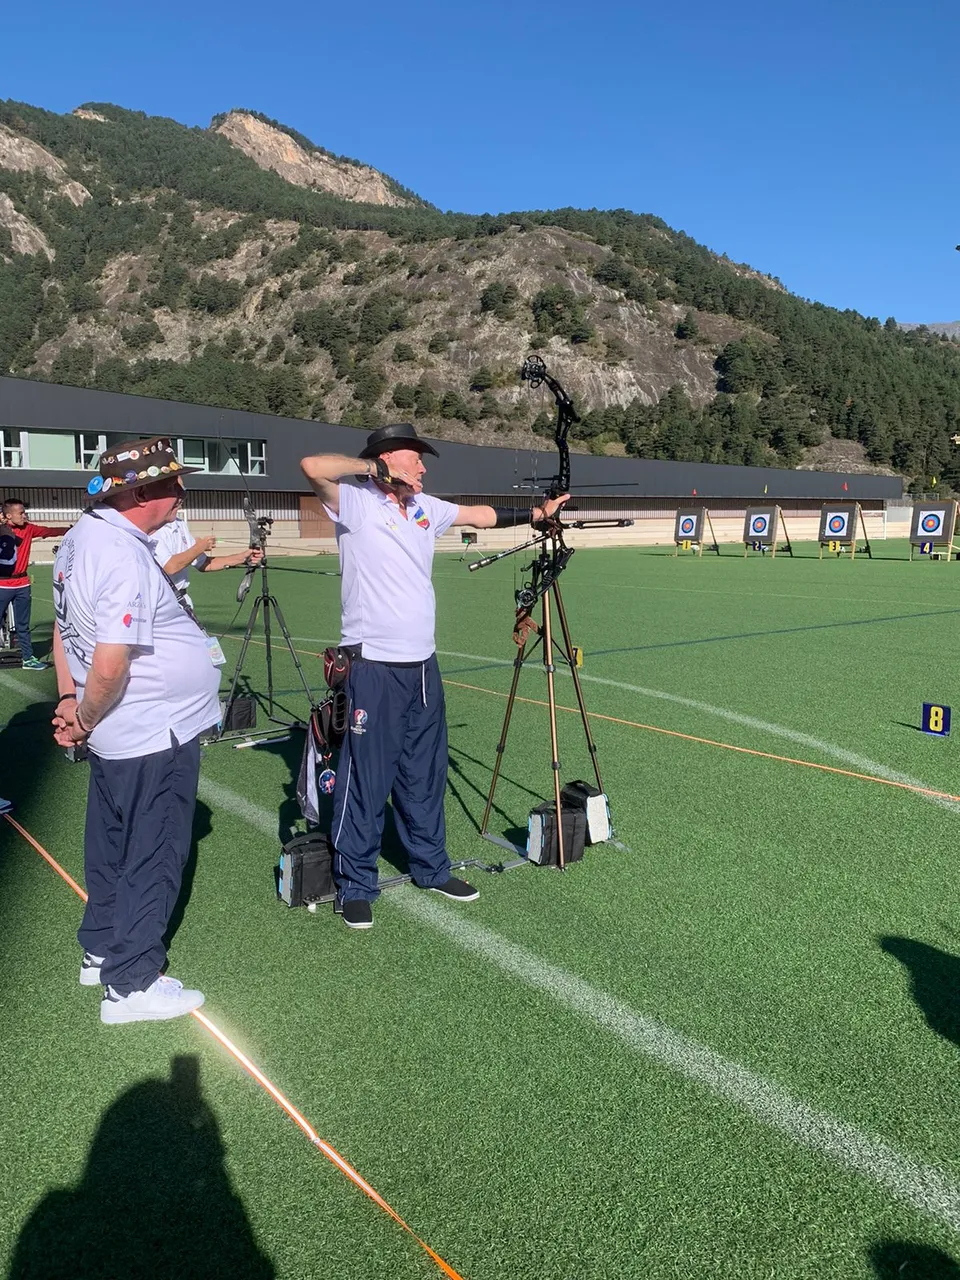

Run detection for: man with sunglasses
[[51, 439, 222, 1024]]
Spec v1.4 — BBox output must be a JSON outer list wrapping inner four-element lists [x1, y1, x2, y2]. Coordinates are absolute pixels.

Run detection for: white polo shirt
[[52, 505, 221, 759], [152, 515, 209, 593], [324, 481, 459, 662]]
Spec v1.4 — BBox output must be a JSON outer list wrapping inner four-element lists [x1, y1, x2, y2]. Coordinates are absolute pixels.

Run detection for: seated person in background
[[0, 497, 71, 670], [153, 511, 261, 605]]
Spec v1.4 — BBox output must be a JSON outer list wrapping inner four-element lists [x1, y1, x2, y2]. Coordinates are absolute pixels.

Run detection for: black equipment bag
[[221, 695, 257, 732], [559, 780, 611, 844], [526, 801, 587, 867], [278, 831, 335, 906]]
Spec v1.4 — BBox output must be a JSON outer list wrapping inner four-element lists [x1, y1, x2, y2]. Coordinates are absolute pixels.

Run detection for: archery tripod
[[470, 355, 628, 869], [213, 518, 315, 744], [477, 528, 604, 870]]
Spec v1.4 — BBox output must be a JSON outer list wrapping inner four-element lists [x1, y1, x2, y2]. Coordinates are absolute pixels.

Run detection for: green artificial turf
[[4, 539, 960, 1278]]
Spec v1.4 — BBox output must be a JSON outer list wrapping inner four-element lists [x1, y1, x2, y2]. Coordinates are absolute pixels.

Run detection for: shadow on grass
[[869, 1239, 960, 1277], [879, 936, 960, 1049], [7, 1055, 273, 1280]]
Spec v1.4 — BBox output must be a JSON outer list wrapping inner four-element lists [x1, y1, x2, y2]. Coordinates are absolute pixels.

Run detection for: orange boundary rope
[[228, 635, 960, 806], [3, 812, 465, 1280], [441, 681, 960, 807]]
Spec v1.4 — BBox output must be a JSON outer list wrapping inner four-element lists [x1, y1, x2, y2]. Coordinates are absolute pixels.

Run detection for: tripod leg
[[541, 588, 566, 870], [220, 595, 263, 736], [268, 595, 314, 706], [262, 594, 276, 717], [480, 631, 538, 838], [551, 579, 604, 794]]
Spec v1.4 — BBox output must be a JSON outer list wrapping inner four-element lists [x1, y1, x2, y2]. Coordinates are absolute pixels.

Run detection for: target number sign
[[681, 539, 691, 550], [920, 541, 933, 555], [922, 702, 951, 736], [828, 540, 842, 553]]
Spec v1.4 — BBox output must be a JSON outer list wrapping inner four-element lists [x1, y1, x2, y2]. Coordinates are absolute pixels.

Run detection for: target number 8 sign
[[922, 702, 951, 736]]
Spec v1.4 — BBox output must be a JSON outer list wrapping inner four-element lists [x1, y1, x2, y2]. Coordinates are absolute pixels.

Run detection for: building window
[[180, 439, 208, 471], [1, 429, 24, 468], [75, 433, 103, 470], [242, 440, 267, 476]]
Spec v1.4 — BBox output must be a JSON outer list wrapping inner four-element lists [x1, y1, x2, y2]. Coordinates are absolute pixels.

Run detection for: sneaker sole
[[79, 968, 102, 987], [100, 993, 205, 1024], [429, 887, 480, 902], [341, 916, 374, 930]]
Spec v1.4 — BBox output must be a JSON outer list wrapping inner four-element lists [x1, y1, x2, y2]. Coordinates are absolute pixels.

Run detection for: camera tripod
[[475, 525, 605, 870], [214, 523, 315, 744]]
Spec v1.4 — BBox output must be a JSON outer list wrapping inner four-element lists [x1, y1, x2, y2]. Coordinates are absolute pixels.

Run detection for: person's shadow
[[879, 936, 960, 1050], [869, 1238, 960, 1277], [7, 1055, 274, 1280]]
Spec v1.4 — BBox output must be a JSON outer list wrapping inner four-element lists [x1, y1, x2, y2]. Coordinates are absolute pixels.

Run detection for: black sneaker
[[339, 899, 374, 929], [429, 877, 479, 902]]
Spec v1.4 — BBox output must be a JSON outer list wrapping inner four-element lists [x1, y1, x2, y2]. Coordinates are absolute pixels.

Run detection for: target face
[[827, 513, 849, 535], [679, 516, 696, 536], [920, 511, 943, 535], [751, 515, 770, 536]]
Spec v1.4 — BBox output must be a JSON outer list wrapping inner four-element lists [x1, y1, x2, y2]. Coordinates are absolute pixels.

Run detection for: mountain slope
[[0, 98, 958, 484]]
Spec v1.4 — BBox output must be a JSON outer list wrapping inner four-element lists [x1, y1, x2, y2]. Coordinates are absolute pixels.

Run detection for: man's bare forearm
[[301, 454, 375, 483], [163, 547, 201, 576], [78, 645, 133, 730], [52, 625, 76, 697]]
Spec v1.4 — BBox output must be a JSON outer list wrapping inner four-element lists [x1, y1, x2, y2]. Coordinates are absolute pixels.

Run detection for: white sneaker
[[100, 975, 205, 1025], [79, 951, 104, 986]]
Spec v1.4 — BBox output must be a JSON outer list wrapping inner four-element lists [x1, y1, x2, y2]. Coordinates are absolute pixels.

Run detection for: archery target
[[673, 508, 705, 545], [817, 502, 858, 545], [743, 507, 778, 547], [910, 501, 957, 547]]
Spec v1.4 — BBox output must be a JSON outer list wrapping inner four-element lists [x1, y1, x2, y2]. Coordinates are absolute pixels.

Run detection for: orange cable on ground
[[3, 812, 465, 1280], [442, 680, 960, 807]]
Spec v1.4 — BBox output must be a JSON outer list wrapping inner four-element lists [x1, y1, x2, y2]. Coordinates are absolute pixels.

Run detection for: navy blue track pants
[[77, 734, 200, 995], [332, 653, 450, 901]]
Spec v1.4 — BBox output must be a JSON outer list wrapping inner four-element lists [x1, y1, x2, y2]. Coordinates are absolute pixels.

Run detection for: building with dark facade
[[0, 376, 902, 535]]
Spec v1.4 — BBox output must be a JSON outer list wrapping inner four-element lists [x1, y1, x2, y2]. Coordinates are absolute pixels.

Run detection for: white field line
[[191, 775, 960, 1234], [437, 649, 960, 816], [0, 670, 51, 703]]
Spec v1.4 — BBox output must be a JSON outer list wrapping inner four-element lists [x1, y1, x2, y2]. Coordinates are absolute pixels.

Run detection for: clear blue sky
[[3, 0, 958, 322]]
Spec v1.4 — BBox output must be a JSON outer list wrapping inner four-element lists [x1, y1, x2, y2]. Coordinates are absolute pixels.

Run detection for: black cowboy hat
[[358, 423, 439, 460]]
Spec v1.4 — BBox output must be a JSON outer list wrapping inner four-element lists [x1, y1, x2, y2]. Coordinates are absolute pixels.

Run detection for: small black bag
[[526, 802, 587, 867], [278, 831, 335, 907]]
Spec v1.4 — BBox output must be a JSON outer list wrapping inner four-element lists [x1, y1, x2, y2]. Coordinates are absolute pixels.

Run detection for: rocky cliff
[[214, 111, 412, 207]]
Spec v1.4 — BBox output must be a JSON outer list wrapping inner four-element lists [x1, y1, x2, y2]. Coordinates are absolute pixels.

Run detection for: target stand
[[909, 501, 959, 561], [817, 503, 873, 560], [743, 506, 793, 558], [673, 508, 720, 557]]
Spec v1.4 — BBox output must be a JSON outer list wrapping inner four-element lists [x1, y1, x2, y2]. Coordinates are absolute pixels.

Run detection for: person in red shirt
[[0, 498, 71, 670]]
